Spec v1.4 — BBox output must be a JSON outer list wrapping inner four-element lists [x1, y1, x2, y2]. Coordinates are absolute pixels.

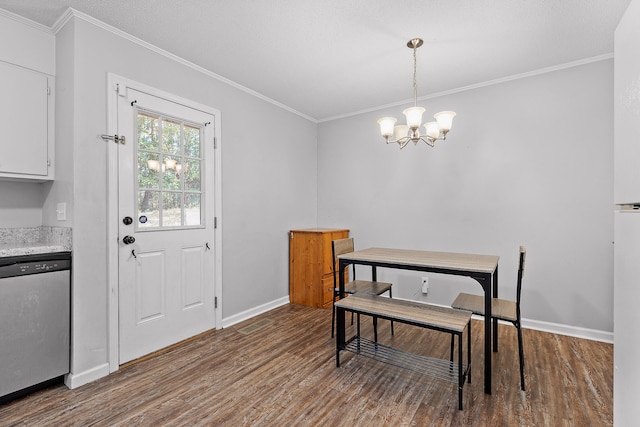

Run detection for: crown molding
[[51, 8, 317, 123], [0, 7, 54, 33], [45, 7, 614, 125], [318, 53, 614, 123]]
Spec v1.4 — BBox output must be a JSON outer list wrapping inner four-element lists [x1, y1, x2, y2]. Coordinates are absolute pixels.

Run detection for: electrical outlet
[[421, 277, 429, 294]]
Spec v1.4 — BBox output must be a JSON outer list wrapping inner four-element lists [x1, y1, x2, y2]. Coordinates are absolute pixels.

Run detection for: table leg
[[336, 306, 345, 367], [471, 272, 492, 395], [484, 272, 492, 395], [493, 266, 499, 352]]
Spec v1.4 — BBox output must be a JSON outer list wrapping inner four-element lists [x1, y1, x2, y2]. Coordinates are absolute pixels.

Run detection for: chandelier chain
[[412, 45, 418, 107]]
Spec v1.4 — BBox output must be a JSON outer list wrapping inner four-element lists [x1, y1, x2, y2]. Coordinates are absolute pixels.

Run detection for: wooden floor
[[0, 303, 613, 426]]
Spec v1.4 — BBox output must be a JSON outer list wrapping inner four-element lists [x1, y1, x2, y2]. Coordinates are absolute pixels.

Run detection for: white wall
[[0, 181, 43, 227], [42, 17, 74, 229], [318, 59, 614, 334], [53, 13, 317, 380]]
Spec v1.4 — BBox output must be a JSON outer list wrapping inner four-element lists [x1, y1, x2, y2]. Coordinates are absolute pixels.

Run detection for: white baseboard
[[394, 296, 613, 344], [64, 363, 110, 389], [63, 297, 290, 390], [522, 318, 613, 344], [221, 296, 290, 328], [64, 297, 611, 392]]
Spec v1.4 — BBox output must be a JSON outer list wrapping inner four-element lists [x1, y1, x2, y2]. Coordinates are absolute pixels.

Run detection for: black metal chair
[[330, 238, 394, 339], [451, 246, 527, 390]]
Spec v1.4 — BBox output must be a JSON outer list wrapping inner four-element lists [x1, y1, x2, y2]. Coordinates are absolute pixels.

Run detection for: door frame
[[106, 73, 222, 372]]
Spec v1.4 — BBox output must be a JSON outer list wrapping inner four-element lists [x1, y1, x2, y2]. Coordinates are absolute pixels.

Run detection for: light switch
[[56, 202, 66, 221]]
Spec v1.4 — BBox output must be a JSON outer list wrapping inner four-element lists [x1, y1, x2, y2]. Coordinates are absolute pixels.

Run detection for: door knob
[[122, 216, 133, 225], [122, 235, 136, 245]]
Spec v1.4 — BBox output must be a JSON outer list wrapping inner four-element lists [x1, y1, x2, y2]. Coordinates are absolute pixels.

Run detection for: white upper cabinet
[[0, 61, 54, 180], [0, 12, 55, 182], [614, 1, 640, 204]]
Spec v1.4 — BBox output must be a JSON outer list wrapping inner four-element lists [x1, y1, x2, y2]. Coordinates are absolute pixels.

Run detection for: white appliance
[[613, 1, 640, 425]]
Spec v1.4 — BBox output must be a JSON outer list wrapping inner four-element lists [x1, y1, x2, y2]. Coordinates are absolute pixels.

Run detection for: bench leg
[[467, 320, 472, 384], [357, 313, 361, 351], [389, 288, 394, 336], [373, 316, 378, 342], [458, 331, 463, 410], [449, 334, 454, 365]]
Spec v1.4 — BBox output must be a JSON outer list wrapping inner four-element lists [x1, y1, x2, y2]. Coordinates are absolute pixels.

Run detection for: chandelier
[[377, 38, 456, 149]]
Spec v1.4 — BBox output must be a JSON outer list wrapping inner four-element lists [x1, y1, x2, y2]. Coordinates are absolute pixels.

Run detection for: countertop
[[0, 226, 72, 258], [0, 241, 70, 257]]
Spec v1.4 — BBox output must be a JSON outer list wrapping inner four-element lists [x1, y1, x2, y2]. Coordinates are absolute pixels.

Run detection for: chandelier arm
[[421, 137, 435, 147]]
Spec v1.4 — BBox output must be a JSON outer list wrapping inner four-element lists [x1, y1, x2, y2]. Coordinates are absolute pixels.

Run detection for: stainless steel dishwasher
[[0, 252, 71, 402]]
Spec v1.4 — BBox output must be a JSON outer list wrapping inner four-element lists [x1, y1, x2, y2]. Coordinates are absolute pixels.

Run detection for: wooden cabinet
[[289, 228, 349, 308], [0, 60, 54, 181]]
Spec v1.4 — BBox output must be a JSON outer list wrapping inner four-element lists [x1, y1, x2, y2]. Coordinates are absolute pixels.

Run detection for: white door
[[117, 87, 217, 363]]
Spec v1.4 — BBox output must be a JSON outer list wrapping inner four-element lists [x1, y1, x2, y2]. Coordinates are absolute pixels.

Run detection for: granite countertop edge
[[0, 226, 72, 258], [0, 243, 71, 258]]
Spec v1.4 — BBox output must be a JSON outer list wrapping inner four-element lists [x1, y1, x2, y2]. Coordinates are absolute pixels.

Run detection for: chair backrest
[[332, 238, 355, 289], [516, 246, 526, 307]]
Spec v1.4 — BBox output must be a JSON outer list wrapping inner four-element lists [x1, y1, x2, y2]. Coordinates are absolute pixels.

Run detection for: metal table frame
[[337, 247, 499, 394]]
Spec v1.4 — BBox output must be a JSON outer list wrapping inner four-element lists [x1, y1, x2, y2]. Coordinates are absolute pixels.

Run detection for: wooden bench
[[334, 293, 472, 410]]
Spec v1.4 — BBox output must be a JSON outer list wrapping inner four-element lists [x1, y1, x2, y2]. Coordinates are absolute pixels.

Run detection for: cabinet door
[[0, 61, 50, 177], [614, 6, 640, 204]]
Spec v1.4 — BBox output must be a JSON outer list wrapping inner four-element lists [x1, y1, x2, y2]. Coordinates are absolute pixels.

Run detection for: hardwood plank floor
[[0, 303, 613, 426]]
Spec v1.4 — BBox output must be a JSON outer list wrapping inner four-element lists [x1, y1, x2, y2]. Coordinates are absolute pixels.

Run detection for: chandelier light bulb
[[377, 117, 397, 138], [394, 124, 410, 141], [403, 107, 425, 129], [147, 159, 160, 172], [164, 158, 177, 170], [434, 111, 456, 133], [424, 121, 440, 139]]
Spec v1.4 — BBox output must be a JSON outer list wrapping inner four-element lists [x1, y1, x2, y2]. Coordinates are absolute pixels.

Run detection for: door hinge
[[215, 296, 218, 308], [214, 217, 217, 229], [47, 86, 51, 96], [214, 136, 217, 149], [116, 83, 127, 97], [47, 158, 51, 167]]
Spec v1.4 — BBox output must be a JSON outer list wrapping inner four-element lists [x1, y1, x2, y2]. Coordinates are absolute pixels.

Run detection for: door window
[[135, 109, 204, 229]]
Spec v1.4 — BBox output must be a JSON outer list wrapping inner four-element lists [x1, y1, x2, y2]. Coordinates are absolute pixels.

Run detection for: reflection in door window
[[136, 110, 203, 229]]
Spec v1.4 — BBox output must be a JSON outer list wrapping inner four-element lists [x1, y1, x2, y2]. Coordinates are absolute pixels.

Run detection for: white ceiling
[[0, 0, 631, 121]]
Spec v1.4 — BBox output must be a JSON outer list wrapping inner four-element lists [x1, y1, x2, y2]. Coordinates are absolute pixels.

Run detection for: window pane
[[137, 113, 159, 151], [138, 151, 160, 189], [184, 125, 201, 158], [134, 109, 205, 230], [162, 192, 182, 227], [163, 119, 181, 155], [184, 193, 201, 226], [138, 190, 160, 228], [184, 159, 201, 191], [162, 156, 181, 190]]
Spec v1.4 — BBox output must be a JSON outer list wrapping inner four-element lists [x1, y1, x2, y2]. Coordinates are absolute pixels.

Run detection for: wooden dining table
[[337, 247, 499, 394]]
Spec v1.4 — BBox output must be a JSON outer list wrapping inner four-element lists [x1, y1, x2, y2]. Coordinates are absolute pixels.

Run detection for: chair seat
[[337, 280, 393, 296], [451, 292, 517, 322]]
